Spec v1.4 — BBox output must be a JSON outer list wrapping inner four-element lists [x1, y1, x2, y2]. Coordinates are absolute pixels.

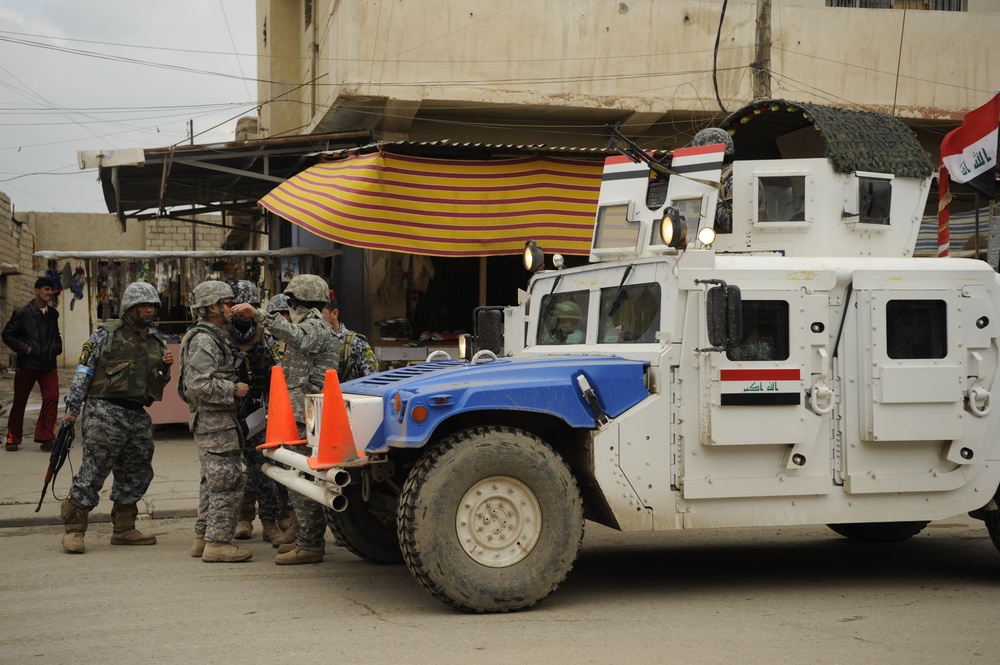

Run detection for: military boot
[[60, 497, 89, 554], [271, 516, 299, 547], [274, 545, 323, 565], [278, 541, 325, 554], [110, 502, 157, 545], [202, 541, 253, 563], [260, 519, 283, 543], [191, 533, 206, 558], [234, 490, 256, 540]]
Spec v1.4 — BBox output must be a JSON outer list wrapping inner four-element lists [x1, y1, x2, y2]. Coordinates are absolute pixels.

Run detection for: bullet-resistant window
[[727, 300, 790, 361], [886, 299, 947, 359]]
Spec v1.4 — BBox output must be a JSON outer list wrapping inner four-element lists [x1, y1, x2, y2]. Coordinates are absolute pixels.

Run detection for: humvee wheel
[[324, 502, 403, 564], [397, 426, 584, 613], [985, 511, 1000, 554], [827, 521, 928, 543]]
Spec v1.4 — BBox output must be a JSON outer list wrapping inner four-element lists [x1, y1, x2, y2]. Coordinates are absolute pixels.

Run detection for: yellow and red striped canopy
[[259, 152, 603, 257]]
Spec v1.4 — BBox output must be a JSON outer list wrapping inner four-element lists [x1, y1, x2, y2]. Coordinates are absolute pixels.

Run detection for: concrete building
[[247, 0, 998, 342], [254, 0, 998, 150]]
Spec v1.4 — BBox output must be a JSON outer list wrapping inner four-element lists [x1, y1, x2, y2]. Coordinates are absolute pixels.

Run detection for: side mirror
[[473, 306, 505, 356], [703, 281, 742, 349]]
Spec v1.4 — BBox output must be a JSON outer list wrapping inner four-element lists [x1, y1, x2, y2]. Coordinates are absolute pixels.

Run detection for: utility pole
[[753, 0, 772, 100]]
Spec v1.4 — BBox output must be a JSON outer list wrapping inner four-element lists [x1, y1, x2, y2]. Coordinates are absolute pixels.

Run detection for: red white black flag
[[941, 93, 999, 201]]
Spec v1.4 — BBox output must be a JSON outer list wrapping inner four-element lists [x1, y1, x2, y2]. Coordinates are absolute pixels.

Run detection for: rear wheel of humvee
[[397, 426, 585, 613], [325, 502, 403, 564], [984, 511, 1000, 554], [827, 521, 928, 542]]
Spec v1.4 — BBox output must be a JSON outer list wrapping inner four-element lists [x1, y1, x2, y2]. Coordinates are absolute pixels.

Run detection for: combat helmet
[[553, 301, 583, 320], [266, 293, 290, 314], [690, 127, 734, 156], [121, 281, 160, 313], [284, 274, 330, 306], [190, 280, 234, 311], [233, 280, 260, 306]]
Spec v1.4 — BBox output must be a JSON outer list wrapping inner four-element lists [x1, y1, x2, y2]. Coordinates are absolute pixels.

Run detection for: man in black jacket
[[2, 277, 62, 452]]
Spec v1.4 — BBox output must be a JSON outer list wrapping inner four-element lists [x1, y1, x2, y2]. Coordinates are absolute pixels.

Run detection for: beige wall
[[257, 0, 999, 147]]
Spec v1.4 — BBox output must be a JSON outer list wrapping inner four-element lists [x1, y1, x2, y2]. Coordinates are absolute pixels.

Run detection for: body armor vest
[[89, 321, 168, 406], [179, 322, 237, 412]]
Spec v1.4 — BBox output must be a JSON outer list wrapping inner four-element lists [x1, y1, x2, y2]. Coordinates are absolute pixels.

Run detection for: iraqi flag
[[941, 94, 999, 201]]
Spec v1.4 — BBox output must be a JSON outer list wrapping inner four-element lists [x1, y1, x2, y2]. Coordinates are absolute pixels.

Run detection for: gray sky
[[0, 0, 257, 214]]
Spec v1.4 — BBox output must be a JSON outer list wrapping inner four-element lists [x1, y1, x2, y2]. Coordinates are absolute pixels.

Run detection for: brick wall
[[145, 216, 226, 252], [0, 192, 47, 368]]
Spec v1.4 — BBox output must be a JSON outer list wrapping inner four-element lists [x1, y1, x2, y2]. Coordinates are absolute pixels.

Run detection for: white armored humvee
[[263, 99, 1000, 613]]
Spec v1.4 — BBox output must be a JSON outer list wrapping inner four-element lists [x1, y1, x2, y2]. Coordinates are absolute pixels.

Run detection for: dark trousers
[[5, 367, 59, 444]]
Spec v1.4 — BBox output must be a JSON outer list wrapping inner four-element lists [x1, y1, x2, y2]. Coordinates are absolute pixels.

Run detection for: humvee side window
[[886, 300, 946, 359], [598, 283, 661, 344], [858, 177, 891, 225], [757, 176, 806, 222], [537, 292, 588, 345], [726, 300, 790, 361]]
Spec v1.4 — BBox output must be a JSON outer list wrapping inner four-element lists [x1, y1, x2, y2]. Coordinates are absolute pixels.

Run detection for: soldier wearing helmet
[[232, 273, 340, 564], [689, 127, 736, 234], [223, 281, 284, 544], [546, 299, 585, 344], [180, 280, 254, 563], [58, 281, 174, 555]]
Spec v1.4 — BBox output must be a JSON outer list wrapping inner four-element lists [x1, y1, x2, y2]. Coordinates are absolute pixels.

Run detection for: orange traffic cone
[[307, 369, 356, 470], [257, 366, 306, 450]]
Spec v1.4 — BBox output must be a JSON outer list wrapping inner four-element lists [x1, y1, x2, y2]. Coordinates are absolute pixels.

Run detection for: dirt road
[[1, 515, 997, 664]]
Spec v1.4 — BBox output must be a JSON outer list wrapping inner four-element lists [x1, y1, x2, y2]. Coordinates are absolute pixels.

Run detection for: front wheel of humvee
[[827, 521, 928, 543], [397, 426, 585, 613]]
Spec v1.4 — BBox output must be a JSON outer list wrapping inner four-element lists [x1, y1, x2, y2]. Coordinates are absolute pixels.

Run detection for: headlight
[[659, 206, 687, 248], [523, 240, 544, 272], [305, 397, 317, 435], [697, 226, 717, 247]]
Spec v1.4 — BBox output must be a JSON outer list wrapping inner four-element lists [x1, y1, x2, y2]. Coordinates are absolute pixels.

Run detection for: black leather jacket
[[2, 301, 62, 371]]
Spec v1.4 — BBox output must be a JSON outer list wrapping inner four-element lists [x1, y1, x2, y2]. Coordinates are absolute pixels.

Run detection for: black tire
[[397, 426, 585, 613], [827, 521, 928, 543], [324, 502, 403, 564], [985, 511, 1000, 555]]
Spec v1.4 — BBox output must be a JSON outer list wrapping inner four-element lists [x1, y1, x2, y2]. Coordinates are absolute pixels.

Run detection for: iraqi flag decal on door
[[720, 368, 801, 406]]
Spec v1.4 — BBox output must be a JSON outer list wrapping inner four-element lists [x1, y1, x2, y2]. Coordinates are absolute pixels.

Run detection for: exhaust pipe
[[262, 446, 351, 488], [262, 463, 348, 512]]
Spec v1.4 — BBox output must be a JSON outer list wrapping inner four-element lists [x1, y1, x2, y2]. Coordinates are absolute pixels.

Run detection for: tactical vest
[[88, 320, 168, 406], [179, 322, 238, 412]]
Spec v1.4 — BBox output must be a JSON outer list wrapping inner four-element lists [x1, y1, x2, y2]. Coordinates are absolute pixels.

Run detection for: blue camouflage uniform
[[332, 323, 379, 380], [64, 322, 169, 510]]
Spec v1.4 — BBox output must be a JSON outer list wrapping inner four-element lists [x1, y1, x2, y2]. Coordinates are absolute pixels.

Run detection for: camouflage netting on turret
[[720, 99, 933, 178]]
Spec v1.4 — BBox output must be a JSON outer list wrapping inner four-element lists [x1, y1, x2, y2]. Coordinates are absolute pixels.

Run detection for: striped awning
[[259, 152, 604, 257]]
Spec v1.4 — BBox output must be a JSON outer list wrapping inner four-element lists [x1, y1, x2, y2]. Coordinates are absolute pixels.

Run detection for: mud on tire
[[397, 426, 585, 613]]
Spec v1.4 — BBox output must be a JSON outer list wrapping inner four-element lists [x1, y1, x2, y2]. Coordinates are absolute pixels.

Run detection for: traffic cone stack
[[307, 369, 356, 470], [257, 366, 306, 450]]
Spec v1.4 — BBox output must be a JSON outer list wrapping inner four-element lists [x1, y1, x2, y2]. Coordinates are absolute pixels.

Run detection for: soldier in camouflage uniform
[[261, 293, 295, 537], [60, 282, 173, 554], [181, 281, 253, 563], [232, 274, 339, 565], [225, 280, 283, 543], [689, 127, 735, 234], [322, 289, 379, 380]]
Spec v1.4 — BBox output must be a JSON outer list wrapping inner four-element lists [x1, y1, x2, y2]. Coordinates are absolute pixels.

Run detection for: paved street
[[1, 367, 999, 664], [1, 515, 998, 664]]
